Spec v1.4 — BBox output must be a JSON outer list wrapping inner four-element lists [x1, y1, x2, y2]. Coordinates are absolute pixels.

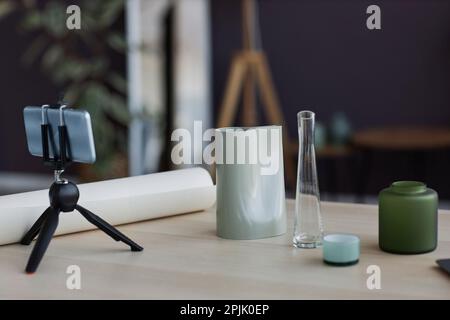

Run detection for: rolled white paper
[[0, 167, 215, 245]]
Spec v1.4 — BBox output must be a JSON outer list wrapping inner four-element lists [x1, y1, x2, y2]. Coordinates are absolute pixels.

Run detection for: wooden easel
[[216, 0, 295, 186]]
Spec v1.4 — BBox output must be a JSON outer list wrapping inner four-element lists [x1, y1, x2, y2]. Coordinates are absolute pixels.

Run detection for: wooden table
[[0, 200, 449, 299]]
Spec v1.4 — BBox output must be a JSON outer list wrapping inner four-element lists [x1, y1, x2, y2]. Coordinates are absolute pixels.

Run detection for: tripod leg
[[254, 53, 297, 188], [217, 53, 247, 128], [75, 205, 143, 252], [25, 208, 60, 274], [21, 207, 53, 245]]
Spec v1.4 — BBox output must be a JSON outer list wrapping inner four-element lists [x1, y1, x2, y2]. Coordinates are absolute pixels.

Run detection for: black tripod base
[[21, 181, 143, 274]]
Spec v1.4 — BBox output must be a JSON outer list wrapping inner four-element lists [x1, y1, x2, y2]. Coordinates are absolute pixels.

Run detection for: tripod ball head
[[49, 181, 79, 212]]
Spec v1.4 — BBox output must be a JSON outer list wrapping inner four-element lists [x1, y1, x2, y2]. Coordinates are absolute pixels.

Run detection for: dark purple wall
[[211, 0, 450, 197], [211, 0, 450, 138], [0, 12, 57, 173]]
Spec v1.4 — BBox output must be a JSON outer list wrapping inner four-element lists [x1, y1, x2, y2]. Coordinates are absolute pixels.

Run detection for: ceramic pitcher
[[215, 125, 287, 239]]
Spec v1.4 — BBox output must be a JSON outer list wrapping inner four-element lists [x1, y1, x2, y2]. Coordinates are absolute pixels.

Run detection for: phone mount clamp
[[21, 104, 143, 274]]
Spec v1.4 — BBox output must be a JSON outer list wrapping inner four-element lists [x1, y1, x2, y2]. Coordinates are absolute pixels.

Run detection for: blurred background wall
[[211, 0, 450, 200], [0, 0, 450, 204], [212, 0, 450, 132]]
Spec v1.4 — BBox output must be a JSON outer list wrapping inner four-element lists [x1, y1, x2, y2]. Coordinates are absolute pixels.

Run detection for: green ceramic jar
[[379, 181, 438, 254]]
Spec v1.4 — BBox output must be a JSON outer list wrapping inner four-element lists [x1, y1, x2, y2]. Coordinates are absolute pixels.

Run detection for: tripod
[[21, 104, 143, 273], [215, 0, 296, 187]]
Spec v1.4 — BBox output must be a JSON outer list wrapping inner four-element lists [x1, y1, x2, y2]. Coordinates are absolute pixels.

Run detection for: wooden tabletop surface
[[0, 200, 449, 299]]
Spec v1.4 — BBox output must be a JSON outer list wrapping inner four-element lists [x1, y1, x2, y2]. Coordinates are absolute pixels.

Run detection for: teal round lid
[[323, 234, 360, 266]]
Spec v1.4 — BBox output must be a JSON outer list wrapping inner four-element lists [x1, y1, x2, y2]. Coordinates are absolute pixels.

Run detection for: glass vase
[[293, 110, 324, 248]]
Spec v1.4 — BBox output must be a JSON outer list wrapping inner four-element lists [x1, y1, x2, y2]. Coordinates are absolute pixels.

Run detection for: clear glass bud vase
[[293, 110, 324, 248]]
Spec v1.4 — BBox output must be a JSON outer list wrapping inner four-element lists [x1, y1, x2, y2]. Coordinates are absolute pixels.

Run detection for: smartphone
[[23, 106, 96, 164]]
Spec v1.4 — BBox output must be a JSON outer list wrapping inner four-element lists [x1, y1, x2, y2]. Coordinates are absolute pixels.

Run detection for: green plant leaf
[[80, 82, 129, 124], [64, 83, 83, 104], [107, 32, 126, 53], [21, 35, 48, 65], [41, 44, 63, 70], [20, 10, 41, 31], [51, 58, 92, 84], [97, 0, 124, 28], [42, 1, 67, 38], [0, 1, 16, 20], [107, 72, 127, 94], [90, 58, 109, 76], [104, 93, 129, 124]]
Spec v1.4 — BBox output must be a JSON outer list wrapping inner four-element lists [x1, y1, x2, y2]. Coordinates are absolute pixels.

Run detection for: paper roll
[[0, 167, 215, 245]]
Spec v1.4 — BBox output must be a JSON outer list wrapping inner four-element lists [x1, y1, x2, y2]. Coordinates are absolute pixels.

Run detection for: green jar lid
[[390, 181, 427, 194]]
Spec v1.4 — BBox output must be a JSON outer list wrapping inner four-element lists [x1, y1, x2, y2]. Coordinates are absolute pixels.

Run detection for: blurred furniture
[[352, 127, 450, 200], [1, 200, 449, 299], [0, 172, 55, 196], [316, 145, 353, 199], [216, 0, 295, 186], [290, 143, 354, 197]]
